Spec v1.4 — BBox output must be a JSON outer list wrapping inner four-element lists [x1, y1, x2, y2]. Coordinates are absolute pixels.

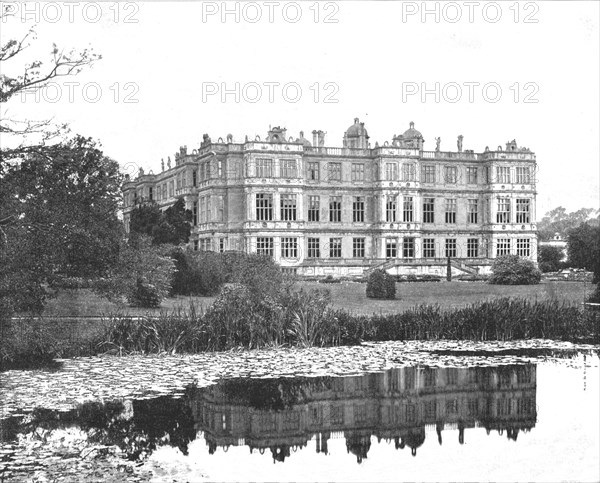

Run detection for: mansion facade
[[122, 119, 538, 276]]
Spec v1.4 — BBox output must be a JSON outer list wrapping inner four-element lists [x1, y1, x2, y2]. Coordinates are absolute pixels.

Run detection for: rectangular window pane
[[307, 237, 320, 258], [308, 195, 320, 222], [353, 196, 365, 222], [467, 238, 479, 258], [281, 237, 298, 259], [256, 237, 274, 256], [403, 196, 414, 222], [496, 197, 511, 223], [329, 196, 341, 222], [256, 193, 273, 221], [516, 167, 531, 184], [403, 237, 415, 258], [516, 199, 531, 223], [497, 238, 511, 256], [280, 194, 297, 221], [445, 198, 457, 224], [256, 158, 273, 178], [422, 165, 436, 183], [386, 238, 397, 258], [386, 196, 397, 222], [468, 199, 478, 224], [351, 163, 365, 181], [423, 238, 436, 258], [466, 167, 478, 184], [280, 159, 297, 178], [328, 162, 341, 181], [496, 167, 511, 184], [516, 238, 531, 257], [444, 166, 458, 184], [385, 163, 398, 181], [423, 198, 435, 223], [329, 238, 342, 258], [402, 163, 416, 181], [445, 238, 457, 258], [307, 162, 319, 181], [353, 238, 365, 258]]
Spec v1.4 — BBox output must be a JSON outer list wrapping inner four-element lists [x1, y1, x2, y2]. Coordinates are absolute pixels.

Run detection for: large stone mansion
[[122, 118, 538, 276]]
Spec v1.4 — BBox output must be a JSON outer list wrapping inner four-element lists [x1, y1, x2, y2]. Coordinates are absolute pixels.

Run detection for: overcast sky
[[3, 1, 599, 218]]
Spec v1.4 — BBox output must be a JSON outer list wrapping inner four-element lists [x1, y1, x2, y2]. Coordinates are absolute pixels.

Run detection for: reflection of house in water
[[188, 365, 537, 463]]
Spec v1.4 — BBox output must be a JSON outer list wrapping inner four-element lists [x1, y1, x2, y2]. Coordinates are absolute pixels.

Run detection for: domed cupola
[[394, 121, 425, 150], [343, 117, 369, 149]]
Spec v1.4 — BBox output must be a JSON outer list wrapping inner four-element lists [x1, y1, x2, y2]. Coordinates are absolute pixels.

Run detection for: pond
[[1, 341, 598, 482]]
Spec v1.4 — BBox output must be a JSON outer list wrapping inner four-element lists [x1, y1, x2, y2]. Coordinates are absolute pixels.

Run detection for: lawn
[[31, 280, 593, 318]]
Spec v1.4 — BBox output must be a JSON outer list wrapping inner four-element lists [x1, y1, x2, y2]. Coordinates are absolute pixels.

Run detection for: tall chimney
[[312, 130, 318, 146]]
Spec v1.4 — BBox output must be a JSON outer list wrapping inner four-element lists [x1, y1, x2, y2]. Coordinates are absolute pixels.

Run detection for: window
[[193, 201, 198, 226], [256, 193, 273, 221], [307, 161, 319, 181], [199, 196, 206, 223], [256, 158, 273, 178], [467, 238, 479, 258], [422, 165, 436, 183], [281, 237, 298, 259], [386, 196, 397, 222], [497, 238, 511, 256], [329, 196, 341, 222], [256, 237, 274, 256], [353, 197, 365, 222], [200, 163, 205, 181], [353, 238, 365, 258], [329, 238, 342, 258], [466, 167, 478, 184], [516, 166, 531, 184], [307, 238, 320, 258], [162, 184, 167, 200], [217, 160, 223, 178], [445, 238, 457, 258], [328, 162, 341, 181], [351, 163, 365, 181], [280, 159, 297, 178], [403, 197, 414, 222], [280, 194, 297, 221], [308, 195, 320, 222], [192, 170, 197, 187], [193, 240, 199, 251], [496, 197, 511, 223], [219, 238, 226, 253], [516, 199, 531, 223], [148, 187, 153, 201], [496, 166, 510, 184], [206, 196, 211, 222], [445, 198, 457, 224], [403, 237, 415, 258], [401, 163, 416, 181], [385, 163, 398, 181], [216, 195, 224, 222], [467, 199, 478, 224], [421, 165, 435, 183], [176, 173, 181, 190], [423, 198, 435, 223], [423, 238, 436, 258], [169, 181, 174, 197], [444, 166, 458, 184], [156, 187, 161, 202], [386, 238, 397, 258], [205, 160, 211, 179], [516, 238, 531, 257]]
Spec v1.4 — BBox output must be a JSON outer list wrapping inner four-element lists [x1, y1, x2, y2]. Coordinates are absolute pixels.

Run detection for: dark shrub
[[366, 269, 396, 299], [170, 249, 225, 296], [128, 280, 161, 307], [319, 275, 340, 284], [489, 255, 541, 285]]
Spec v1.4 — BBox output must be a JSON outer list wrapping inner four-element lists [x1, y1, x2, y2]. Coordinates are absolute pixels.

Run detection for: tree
[[567, 223, 600, 283], [489, 255, 541, 285], [0, 136, 123, 314], [129, 198, 192, 245], [537, 246, 564, 273], [537, 206, 599, 241], [366, 270, 396, 299], [94, 236, 175, 308]]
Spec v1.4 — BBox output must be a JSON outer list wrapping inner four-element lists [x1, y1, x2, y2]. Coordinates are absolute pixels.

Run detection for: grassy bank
[[25, 280, 593, 318], [3, 296, 598, 370]]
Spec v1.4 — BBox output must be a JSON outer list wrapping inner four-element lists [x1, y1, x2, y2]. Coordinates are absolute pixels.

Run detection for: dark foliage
[[567, 223, 600, 284], [130, 197, 192, 246], [538, 245, 565, 273], [366, 270, 396, 299], [489, 255, 541, 285]]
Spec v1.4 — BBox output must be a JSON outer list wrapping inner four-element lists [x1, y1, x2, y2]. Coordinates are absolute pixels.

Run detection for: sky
[[2, 1, 599, 219]]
